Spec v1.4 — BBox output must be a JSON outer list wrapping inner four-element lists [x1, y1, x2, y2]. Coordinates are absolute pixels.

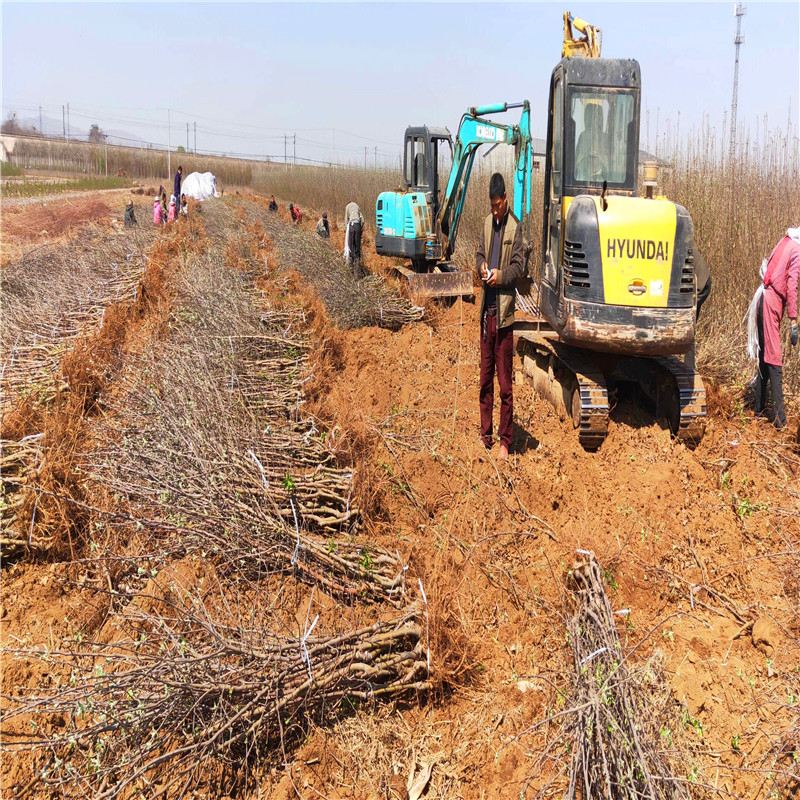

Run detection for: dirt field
[[1, 192, 798, 800]]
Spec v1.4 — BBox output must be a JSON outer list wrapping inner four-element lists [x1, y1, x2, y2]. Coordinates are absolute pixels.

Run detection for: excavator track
[[553, 341, 610, 451], [515, 318, 707, 451], [517, 333, 610, 451], [655, 356, 707, 446]]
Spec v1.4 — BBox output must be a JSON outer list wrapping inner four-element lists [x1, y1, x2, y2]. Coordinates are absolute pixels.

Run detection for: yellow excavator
[[516, 12, 706, 449]]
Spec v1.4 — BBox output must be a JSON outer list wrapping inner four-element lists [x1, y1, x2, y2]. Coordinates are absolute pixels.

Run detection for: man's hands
[[791, 322, 798, 346], [481, 261, 498, 286]]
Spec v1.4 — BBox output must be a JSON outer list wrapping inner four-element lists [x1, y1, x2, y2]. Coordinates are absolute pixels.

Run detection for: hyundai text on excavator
[[515, 12, 706, 449], [375, 102, 533, 298]]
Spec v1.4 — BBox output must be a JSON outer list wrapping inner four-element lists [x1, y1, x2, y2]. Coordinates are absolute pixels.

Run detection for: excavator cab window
[[567, 89, 635, 189], [405, 136, 429, 191], [433, 138, 453, 220], [552, 76, 563, 194]]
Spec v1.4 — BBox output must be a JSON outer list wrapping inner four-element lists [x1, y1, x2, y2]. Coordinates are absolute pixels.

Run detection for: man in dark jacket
[[173, 166, 182, 207], [475, 173, 524, 460]]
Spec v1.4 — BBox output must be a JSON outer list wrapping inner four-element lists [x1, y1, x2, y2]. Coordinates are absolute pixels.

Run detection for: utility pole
[[730, 3, 746, 161], [364, 147, 367, 170], [293, 133, 296, 167], [186, 122, 189, 152], [62, 105, 66, 139], [167, 109, 171, 181], [194, 121, 196, 154], [39, 105, 42, 134], [375, 146, 378, 168], [284, 134, 287, 166], [66, 103, 70, 140], [105, 137, 108, 176]]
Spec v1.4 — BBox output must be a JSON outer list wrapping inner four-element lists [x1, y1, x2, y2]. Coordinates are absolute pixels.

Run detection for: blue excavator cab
[[375, 103, 531, 298], [375, 126, 453, 267]]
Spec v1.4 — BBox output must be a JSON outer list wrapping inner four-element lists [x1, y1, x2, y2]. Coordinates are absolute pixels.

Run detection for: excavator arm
[[562, 10, 602, 58], [438, 100, 532, 260]]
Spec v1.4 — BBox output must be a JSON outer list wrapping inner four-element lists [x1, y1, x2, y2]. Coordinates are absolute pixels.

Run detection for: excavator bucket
[[394, 264, 474, 299]]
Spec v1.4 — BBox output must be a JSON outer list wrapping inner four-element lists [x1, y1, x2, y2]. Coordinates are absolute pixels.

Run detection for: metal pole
[[168, 109, 171, 182], [105, 140, 108, 176], [729, 3, 746, 161], [62, 105, 66, 139], [39, 105, 42, 134], [194, 121, 196, 153], [186, 122, 189, 152], [66, 103, 70, 140], [293, 133, 296, 167], [364, 147, 367, 170], [284, 135, 287, 166]]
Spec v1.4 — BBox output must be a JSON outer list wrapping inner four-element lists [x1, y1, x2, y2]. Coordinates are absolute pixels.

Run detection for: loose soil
[[1, 191, 798, 800]]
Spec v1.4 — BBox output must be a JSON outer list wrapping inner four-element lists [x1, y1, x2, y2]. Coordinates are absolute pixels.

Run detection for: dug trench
[[1, 192, 798, 800]]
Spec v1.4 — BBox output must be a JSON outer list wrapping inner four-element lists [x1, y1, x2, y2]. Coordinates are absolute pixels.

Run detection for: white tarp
[[180, 171, 219, 201]]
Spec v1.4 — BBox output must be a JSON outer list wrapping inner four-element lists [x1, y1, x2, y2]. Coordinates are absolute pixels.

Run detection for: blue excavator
[[375, 101, 533, 298]]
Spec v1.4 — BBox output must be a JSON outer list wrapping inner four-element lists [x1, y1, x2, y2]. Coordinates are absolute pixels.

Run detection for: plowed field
[[2, 192, 798, 800]]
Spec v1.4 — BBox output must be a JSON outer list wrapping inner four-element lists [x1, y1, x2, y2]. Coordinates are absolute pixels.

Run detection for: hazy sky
[[2, 1, 798, 166]]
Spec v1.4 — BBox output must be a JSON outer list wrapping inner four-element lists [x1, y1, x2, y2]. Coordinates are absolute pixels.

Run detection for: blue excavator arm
[[438, 100, 532, 260]]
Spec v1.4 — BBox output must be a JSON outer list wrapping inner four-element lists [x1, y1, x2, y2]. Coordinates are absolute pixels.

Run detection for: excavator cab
[[540, 57, 695, 355], [402, 126, 452, 222], [375, 126, 453, 266]]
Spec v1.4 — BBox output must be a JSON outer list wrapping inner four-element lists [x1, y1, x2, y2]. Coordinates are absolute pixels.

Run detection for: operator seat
[[575, 103, 606, 181]]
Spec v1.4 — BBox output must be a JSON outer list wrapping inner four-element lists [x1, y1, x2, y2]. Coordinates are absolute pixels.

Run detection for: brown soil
[[295, 293, 799, 799], [0, 190, 151, 265], [2, 193, 798, 800]]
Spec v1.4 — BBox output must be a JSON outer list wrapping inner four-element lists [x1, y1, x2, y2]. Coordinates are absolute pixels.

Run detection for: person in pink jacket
[[153, 196, 163, 225], [754, 228, 800, 428], [167, 194, 177, 223]]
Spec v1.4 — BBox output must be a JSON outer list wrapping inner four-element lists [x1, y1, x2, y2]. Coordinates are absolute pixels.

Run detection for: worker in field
[[160, 191, 169, 223], [125, 197, 137, 227], [269, 195, 278, 212], [316, 211, 330, 239], [684, 249, 711, 372], [344, 201, 365, 278], [476, 173, 524, 460], [167, 195, 177, 223], [153, 194, 164, 225], [290, 203, 303, 224], [180, 194, 188, 218], [173, 165, 182, 208], [750, 228, 800, 429]]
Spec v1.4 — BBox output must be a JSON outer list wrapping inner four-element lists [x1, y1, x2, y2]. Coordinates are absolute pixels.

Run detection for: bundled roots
[[561, 553, 689, 800], [0, 434, 43, 556], [90, 221, 407, 602], [2, 200, 430, 798], [1, 226, 155, 411], [228, 197, 423, 330], [1, 226, 159, 559], [3, 583, 429, 799]]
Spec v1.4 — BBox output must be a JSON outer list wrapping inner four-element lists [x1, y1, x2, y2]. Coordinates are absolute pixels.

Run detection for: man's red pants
[[479, 310, 514, 449]]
